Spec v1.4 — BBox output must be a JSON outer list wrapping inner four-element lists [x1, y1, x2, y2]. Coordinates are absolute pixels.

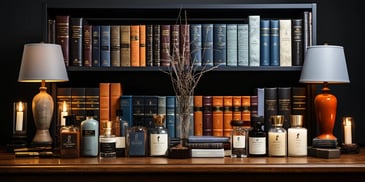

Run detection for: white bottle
[[268, 115, 287, 157], [288, 115, 307, 156]]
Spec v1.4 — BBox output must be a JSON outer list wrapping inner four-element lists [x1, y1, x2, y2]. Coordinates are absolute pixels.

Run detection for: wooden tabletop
[[1, 148, 365, 174]]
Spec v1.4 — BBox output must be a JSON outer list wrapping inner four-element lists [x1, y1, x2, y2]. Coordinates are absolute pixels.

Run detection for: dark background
[[0, 0, 362, 147]]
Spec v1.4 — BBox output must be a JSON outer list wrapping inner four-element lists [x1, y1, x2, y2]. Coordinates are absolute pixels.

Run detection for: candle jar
[[13, 101, 27, 137], [341, 116, 360, 154]]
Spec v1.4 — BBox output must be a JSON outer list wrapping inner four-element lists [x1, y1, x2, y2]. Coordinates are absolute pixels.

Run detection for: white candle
[[344, 120, 352, 144], [60, 101, 68, 126], [15, 102, 24, 131]]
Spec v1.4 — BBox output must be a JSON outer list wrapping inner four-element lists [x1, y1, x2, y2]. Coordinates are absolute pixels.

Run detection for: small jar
[[230, 120, 248, 158]]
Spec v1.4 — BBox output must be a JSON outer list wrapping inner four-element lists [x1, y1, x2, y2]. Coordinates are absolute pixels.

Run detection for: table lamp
[[18, 43, 69, 146], [299, 44, 349, 147]]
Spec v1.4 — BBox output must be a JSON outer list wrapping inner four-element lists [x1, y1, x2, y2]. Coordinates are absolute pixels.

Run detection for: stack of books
[[187, 136, 230, 158]]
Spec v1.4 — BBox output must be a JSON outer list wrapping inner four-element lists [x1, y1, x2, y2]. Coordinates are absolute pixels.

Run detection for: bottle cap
[[230, 120, 245, 126], [153, 114, 166, 126], [116, 109, 123, 117], [86, 110, 94, 117], [290, 115, 303, 127], [65, 115, 76, 126], [271, 115, 284, 127]]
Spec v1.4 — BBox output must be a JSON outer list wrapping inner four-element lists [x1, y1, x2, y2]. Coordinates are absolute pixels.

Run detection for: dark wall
[[1, 0, 364, 146]]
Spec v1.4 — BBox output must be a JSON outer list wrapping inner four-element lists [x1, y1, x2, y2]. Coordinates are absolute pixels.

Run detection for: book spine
[[223, 96, 233, 137], [212, 96, 224, 136], [71, 87, 86, 127], [157, 96, 167, 116], [92, 25, 101, 67], [70, 17, 83, 67], [99, 83, 110, 134], [47, 19, 56, 43], [248, 15, 260, 66], [120, 25, 131, 67], [85, 87, 100, 121], [160, 24, 171, 66], [146, 25, 153, 66], [260, 19, 270, 66], [303, 11, 309, 53], [132, 95, 145, 127], [83, 24, 92, 67], [110, 83, 122, 127], [139, 25, 146, 67], [153, 24, 161, 66], [130, 25, 140, 67], [264, 87, 278, 132], [232, 96, 242, 120], [187, 142, 224, 149], [170, 24, 180, 64], [291, 87, 307, 126], [270, 19, 280, 66], [120, 95, 133, 127], [257, 88, 265, 117], [202, 24, 213, 66], [190, 24, 202, 66], [278, 87, 292, 130], [55, 15, 70, 66], [279, 19, 292, 67], [292, 19, 304, 66], [188, 136, 230, 143], [180, 24, 190, 67], [100, 25, 111, 67], [202, 96, 213, 136], [166, 96, 176, 138], [213, 24, 227, 66], [110, 25, 121, 67], [250, 95, 258, 118], [226, 24, 238, 66], [237, 23, 249, 66], [241, 95, 251, 127], [194, 95, 203, 136]]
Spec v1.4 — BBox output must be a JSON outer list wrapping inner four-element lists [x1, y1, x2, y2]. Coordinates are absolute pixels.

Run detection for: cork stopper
[[271, 115, 284, 127], [290, 115, 303, 127], [153, 114, 166, 126]]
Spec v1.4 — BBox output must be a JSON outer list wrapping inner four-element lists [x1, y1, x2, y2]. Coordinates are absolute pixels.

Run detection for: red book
[[212, 96, 223, 136], [203, 96, 213, 136], [55, 15, 70, 66], [83, 24, 92, 67], [223, 96, 233, 137]]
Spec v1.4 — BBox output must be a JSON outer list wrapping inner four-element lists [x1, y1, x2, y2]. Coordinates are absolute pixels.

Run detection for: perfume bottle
[[99, 121, 117, 158], [116, 109, 128, 157], [248, 116, 266, 157], [60, 115, 80, 158], [288, 115, 307, 157], [80, 110, 99, 157], [149, 114, 168, 157], [230, 120, 248, 158], [268, 115, 287, 157], [127, 118, 147, 157]]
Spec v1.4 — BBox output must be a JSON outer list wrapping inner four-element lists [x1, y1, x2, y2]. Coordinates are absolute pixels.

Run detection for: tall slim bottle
[[80, 110, 99, 157], [116, 109, 128, 157]]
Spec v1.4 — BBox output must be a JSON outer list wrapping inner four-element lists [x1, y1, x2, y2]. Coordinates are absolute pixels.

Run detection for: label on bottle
[[129, 131, 146, 156], [150, 133, 168, 156], [249, 137, 266, 155], [61, 133, 78, 150], [82, 130, 96, 136], [100, 137, 116, 153], [268, 132, 287, 156], [116, 136, 126, 148], [232, 135, 245, 148]]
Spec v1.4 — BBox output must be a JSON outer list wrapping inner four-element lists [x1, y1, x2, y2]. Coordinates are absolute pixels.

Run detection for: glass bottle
[[116, 109, 128, 157], [80, 110, 99, 157], [248, 116, 266, 157], [268, 115, 287, 157], [230, 120, 248, 158], [99, 121, 117, 158], [127, 118, 147, 157], [60, 115, 80, 158], [149, 114, 168, 157], [288, 115, 307, 156]]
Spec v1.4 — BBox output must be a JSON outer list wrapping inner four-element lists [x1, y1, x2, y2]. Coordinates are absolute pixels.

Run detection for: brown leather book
[[180, 24, 190, 66], [212, 96, 224, 136], [232, 96, 242, 120], [130, 25, 140, 67], [202, 96, 213, 136], [55, 15, 70, 66], [241, 95, 251, 127], [223, 96, 233, 137], [110, 83, 122, 135], [160, 24, 171, 66], [83, 24, 92, 67], [170, 24, 180, 63], [120, 25, 131, 67], [111, 25, 121, 67], [194, 95, 203, 136], [99, 83, 110, 135], [139, 25, 146, 67]]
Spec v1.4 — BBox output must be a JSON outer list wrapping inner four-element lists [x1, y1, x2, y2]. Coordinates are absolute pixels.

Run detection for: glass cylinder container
[[230, 120, 248, 158], [288, 115, 307, 157], [268, 115, 287, 157]]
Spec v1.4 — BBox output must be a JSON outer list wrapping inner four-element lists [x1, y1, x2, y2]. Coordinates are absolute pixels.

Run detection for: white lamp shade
[[18, 43, 69, 82], [299, 45, 350, 84]]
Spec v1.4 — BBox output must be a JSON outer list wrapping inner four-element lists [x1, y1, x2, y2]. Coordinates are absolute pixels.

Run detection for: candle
[[343, 118, 352, 144], [16, 101, 24, 131], [60, 101, 68, 126]]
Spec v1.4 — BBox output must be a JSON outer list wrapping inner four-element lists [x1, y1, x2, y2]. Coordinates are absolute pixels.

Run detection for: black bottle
[[248, 116, 267, 156]]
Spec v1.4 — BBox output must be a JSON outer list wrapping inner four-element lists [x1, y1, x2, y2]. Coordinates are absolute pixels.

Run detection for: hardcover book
[[139, 25, 146, 67], [85, 87, 100, 121], [292, 19, 304, 66], [170, 24, 180, 64], [144, 95, 158, 129], [291, 87, 307, 128], [223, 96, 233, 137], [92, 25, 101, 67], [212, 96, 224, 136], [270, 19, 280, 66], [190, 24, 202, 66], [120, 25, 131, 67], [110, 83, 122, 127], [202, 23, 214, 66], [248, 15, 260, 66], [100, 25, 111, 67], [279, 19, 292, 66], [180, 24, 190, 66], [146, 24, 153, 66], [166, 95, 176, 138], [71, 87, 86, 127], [194, 95, 203, 136], [55, 15, 70, 66], [260, 19, 270, 66], [110, 25, 121, 67], [191, 148, 225, 158], [130, 25, 140, 67], [99, 83, 110, 133], [132, 95, 145, 127], [120, 95, 133, 127], [241, 95, 251, 127], [153, 24, 161, 66], [226, 24, 238, 66], [264, 87, 278, 131], [83, 24, 92, 67], [256, 88, 265, 118], [213, 24, 226, 66], [278, 87, 291, 129], [47, 19, 56, 43], [237, 23, 249, 66], [157, 96, 167, 117], [160, 24, 171, 66], [202, 96, 213, 136], [70, 17, 83, 67], [188, 136, 230, 143], [232, 96, 241, 120]]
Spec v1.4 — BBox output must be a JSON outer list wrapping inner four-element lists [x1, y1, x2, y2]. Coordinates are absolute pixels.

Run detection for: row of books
[[48, 12, 313, 68], [55, 85, 307, 141]]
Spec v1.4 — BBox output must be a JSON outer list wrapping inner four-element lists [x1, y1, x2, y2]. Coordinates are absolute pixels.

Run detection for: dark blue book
[[270, 19, 280, 66], [92, 25, 101, 67], [132, 95, 145, 127], [166, 96, 176, 138], [120, 95, 133, 127], [190, 24, 202, 67], [202, 23, 213, 66], [100, 25, 111, 67], [213, 24, 226, 66], [260, 19, 270, 66]]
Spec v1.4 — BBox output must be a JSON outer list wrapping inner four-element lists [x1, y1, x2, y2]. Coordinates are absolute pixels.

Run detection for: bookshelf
[[44, 2, 317, 147]]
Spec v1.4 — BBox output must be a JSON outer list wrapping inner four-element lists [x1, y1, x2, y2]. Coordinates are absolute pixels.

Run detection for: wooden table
[[1, 148, 365, 182]]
